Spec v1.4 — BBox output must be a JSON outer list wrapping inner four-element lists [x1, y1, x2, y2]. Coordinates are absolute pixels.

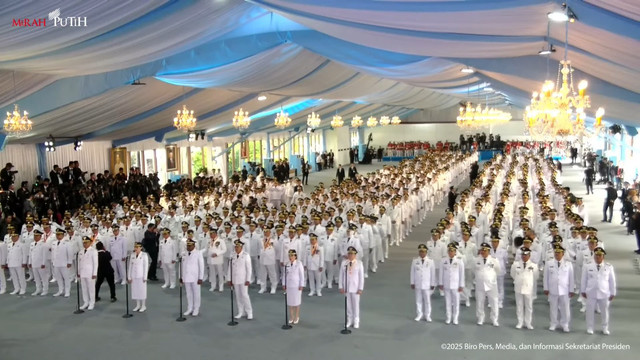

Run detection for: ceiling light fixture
[[257, 95, 267, 101], [460, 67, 475, 74], [538, 44, 556, 56]]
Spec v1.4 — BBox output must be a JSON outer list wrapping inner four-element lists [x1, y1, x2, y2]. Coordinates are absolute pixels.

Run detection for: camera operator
[[1, 162, 17, 190]]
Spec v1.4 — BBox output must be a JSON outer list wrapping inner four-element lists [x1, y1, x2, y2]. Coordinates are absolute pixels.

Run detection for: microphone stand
[[341, 262, 351, 334], [73, 252, 84, 315], [228, 255, 238, 326], [281, 263, 291, 330], [176, 257, 186, 322], [122, 256, 133, 318]]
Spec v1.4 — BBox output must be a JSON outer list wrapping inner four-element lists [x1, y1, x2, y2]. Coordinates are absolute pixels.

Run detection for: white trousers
[[369, 247, 377, 271], [476, 287, 499, 323], [110, 259, 126, 282], [322, 261, 337, 287], [259, 264, 278, 291], [0, 266, 6, 291], [250, 256, 259, 283], [549, 294, 570, 328], [497, 275, 504, 304], [415, 288, 432, 319], [208, 264, 224, 290], [33, 266, 49, 293], [462, 269, 474, 301], [9, 266, 26, 292], [308, 269, 322, 294], [392, 223, 401, 245], [515, 293, 534, 326], [184, 282, 201, 313], [80, 277, 96, 306], [161, 262, 176, 286], [233, 284, 253, 317], [361, 248, 370, 274], [346, 292, 360, 323], [444, 288, 461, 322], [53, 266, 71, 295], [586, 297, 610, 331]]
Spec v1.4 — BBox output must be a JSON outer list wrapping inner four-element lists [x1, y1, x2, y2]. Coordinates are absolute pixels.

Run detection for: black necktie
[[84, 249, 87, 254], [597, 264, 600, 271], [237, 255, 239, 259], [449, 258, 452, 264], [188, 252, 191, 256], [483, 258, 486, 264], [524, 261, 527, 268], [421, 259, 424, 264], [557, 261, 560, 268]]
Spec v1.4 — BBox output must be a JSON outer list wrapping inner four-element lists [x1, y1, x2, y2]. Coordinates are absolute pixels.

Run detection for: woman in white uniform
[[282, 249, 305, 324], [128, 242, 149, 312]]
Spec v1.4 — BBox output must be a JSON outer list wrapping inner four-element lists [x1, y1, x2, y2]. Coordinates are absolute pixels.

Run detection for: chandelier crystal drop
[[525, 60, 598, 139], [366, 116, 378, 127], [391, 116, 401, 125], [379, 116, 391, 126], [173, 105, 197, 132], [233, 108, 251, 130], [351, 115, 363, 128], [330, 114, 343, 128], [307, 111, 321, 129], [274, 110, 291, 129], [4, 104, 32, 135]]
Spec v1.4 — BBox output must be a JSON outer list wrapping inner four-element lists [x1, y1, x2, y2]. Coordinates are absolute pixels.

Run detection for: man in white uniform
[[227, 240, 253, 320], [510, 247, 539, 329], [28, 229, 50, 296], [475, 243, 501, 326], [181, 239, 204, 316], [7, 232, 28, 295], [543, 245, 575, 332], [439, 243, 465, 325], [51, 229, 74, 297], [410, 244, 435, 322], [581, 247, 616, 335], [339, 246, 364, 329], [77, 237, 98, 310]]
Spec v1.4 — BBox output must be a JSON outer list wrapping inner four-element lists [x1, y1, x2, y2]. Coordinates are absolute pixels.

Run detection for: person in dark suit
[[302, 160, 310, 185], [602, 182, 617, 223], [0, 162, 16, 190], [95, 241, 117, 302], [142, 223, 160, 281], [470, 161, 479, 185], [447, 186, 458, 212], [348, 163, 358, 182], [336, 164, 346, 185], [584, 166, 595, 194]]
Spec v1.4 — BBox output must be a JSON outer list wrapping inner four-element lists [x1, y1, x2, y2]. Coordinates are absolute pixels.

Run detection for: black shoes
[[111, 297, 117, 302]]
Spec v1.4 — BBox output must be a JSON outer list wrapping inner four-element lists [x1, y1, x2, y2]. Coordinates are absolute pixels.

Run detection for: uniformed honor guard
[[410, 244, 435, 322], [51, 229, 73, 297], [227, 240, 253, 320], [510, 247, 539, 329], [339, 246, 364, 329], [581, 247, 616, 335], [543, 245, 574, 332], [258, 227, 278, 294], [475, 243, 501, 326], [439, 243, 465, 325], [158, 228, 178, 289], [305, 233, 324, 297], [28, 229, 49, 296], [283, 249, 305, 324], [7, 232, 28, 295], [108, 225, 128, 285], [128, 243, 149, 312], [181, 238, 204, 316], [78, 236, 98, 310]]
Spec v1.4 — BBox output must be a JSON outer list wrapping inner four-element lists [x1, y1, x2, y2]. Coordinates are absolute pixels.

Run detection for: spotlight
[[306, 127, 312, 134], [538, 44, 556, 56], [44, 139, 56, 152], [188, 133, 196, 142], [547, 11, 568, 22], [74, 139, 83, 151], [257, 95, 267, 101], [460, 67, 475, 74], [200, 130, 205, 140]]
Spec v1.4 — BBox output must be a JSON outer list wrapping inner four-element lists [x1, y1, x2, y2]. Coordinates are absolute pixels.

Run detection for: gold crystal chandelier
[[457, 102, 512, 129], [379, 116, 391, 126], [4, 104, 32, 135], [351, 115, 363, 128], [330, 114, 343, 128], [391, 116, 401, 125], [274, 109, 291, 129], [233, 108, 250, 130], [307, 111, 321, 129], [173, 105, 196, 132], [366, 116, 378, 127]]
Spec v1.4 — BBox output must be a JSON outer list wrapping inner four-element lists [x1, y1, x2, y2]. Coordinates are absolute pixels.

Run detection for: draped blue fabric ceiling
[[0, 0, 638, 145]]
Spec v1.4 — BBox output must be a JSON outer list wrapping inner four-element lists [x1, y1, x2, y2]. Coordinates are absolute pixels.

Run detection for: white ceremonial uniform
[[459, 240, 477, 303], [258, 238, 278, 293], [426, 238, 446, 295], [128, 252, 149, 300], [158, 237, 178, 288], [510, 260, 539, 328], [28, 240, 50, 295], [51, 238, 74, 296], [227, 251, 253, 318], [440, 256, 465, 324], [304, 244, 324, 296], [321, 234, 339, 287], [207, 237, 227, 292], [283, 259, 305, 306], [491, 246, 509, 307], [543, 259, 574, 331], [107, 235, 127, 283], [339, 259, 365, 328], [581, 262, 616, 334], [7, 240, 28, 294], [410, 256, 436, 321], [475, 256, 501, 325], [0, 240, 7, 293], [77, 246, 98, 309], [181, 249, 205, 316]]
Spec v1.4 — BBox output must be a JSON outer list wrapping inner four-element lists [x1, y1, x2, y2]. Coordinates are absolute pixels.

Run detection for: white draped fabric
[[44, 141, 111, 176]]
